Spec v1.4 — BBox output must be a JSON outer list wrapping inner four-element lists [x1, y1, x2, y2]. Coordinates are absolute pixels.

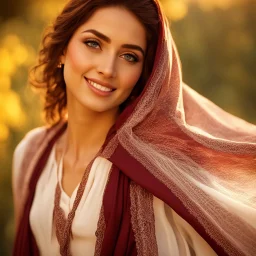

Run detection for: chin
[[82, 101, 119, 114]]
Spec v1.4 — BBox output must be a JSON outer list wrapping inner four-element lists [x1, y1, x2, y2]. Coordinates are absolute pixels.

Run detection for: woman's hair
[[30, 0, 160, 124]]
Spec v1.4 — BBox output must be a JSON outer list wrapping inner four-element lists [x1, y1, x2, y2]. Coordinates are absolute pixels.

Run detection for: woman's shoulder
[[14, 126, 47, 149], [12, 126, 49, 224], [13, 127, 47, 163], [12, 126, 48, 185], [13, 121, 67, 173]]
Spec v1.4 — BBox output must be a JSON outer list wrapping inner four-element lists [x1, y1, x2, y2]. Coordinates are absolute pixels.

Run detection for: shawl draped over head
[[13, 0, 256, 255]]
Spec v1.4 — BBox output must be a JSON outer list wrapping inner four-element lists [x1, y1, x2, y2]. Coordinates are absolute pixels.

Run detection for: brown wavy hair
[[30, 0, 160, 125]]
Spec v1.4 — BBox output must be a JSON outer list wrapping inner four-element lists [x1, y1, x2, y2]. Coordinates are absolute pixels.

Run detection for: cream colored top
[[15, 140, 216, 256]]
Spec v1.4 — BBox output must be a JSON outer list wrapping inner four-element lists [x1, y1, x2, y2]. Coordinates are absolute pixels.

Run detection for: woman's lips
[[85, 77, 115, 96]]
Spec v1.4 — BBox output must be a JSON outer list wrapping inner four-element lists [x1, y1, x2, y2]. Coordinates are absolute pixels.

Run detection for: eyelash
[[84, 39, 139, 63], [122, 54, 139, 63], [84, 39, 101, 49]]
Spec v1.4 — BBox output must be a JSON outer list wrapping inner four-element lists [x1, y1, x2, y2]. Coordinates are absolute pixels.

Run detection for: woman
[[12, 0, 256, 255]]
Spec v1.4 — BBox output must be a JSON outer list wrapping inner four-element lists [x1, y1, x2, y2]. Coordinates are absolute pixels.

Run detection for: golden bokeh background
[[0, 0, 255, 254]]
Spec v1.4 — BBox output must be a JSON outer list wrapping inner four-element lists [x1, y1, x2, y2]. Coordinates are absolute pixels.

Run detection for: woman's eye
[[122, 54, 138, 63], [84, 40, 100, 49]]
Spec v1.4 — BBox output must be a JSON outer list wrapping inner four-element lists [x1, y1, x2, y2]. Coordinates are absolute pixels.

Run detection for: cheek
[[121, 65, 143, 91], [116, 66, 143, 105], [65, 43, 86, 75]]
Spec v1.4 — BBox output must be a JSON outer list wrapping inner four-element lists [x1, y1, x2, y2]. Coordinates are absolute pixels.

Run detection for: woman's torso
[[27, 141, 217, 256]]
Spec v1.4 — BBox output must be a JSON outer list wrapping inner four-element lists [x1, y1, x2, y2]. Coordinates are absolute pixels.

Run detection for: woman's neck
[[63, 101, 118, 161]]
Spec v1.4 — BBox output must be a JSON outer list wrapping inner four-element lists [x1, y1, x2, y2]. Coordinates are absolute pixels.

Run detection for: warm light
[[162, 0, 188, 21], [2, 34, 20, 49], [2, 34, 29, 66], [0, 90, 26, 128], [0, 48, 16, 75], [12, 44, 29, 66], [0, 123, 9, 141], [186, 0, 244, 11], [29, 1, 65, 21], [0, 75, 11, 91]]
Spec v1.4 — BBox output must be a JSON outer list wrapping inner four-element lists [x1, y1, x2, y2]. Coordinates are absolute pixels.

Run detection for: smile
[[86, 79, 114, 92], [85, 77, 116, 97]]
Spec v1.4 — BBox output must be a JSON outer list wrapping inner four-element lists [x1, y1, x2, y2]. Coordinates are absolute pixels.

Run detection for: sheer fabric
[[100, 1, 256, 255], [14, 136, 216, 256]]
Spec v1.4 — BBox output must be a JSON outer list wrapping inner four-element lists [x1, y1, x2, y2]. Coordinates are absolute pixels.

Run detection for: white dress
[[14, 138, 217, 256]]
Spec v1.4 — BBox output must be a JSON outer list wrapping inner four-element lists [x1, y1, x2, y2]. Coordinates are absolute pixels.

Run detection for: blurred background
[[0, 0, 255, 254]]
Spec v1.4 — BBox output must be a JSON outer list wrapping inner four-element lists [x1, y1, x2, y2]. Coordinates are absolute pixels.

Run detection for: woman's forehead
[[74, 6, 147, 49]]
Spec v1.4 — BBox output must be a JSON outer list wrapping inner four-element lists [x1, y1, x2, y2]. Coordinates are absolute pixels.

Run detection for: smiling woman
[[29, 0, 158, 124], [60, 7, 147, 114], [12, 0, 256, 256]]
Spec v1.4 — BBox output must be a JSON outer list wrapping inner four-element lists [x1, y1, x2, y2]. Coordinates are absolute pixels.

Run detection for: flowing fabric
[[98, 1, 256, 255], [13, 0, 256, 255]]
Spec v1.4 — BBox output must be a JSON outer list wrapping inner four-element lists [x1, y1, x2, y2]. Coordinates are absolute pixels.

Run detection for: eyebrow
[[83, 29, 145, 56]]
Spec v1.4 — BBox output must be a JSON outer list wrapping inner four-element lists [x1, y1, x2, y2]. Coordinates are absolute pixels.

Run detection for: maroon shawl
[[12, 123, 139, 256]]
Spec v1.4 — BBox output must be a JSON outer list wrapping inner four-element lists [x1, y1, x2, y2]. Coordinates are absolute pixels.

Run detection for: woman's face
[[61, 6, 147, 114]]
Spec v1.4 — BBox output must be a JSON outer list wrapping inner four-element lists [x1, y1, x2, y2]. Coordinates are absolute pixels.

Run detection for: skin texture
[[57, 6, 147, 196], [61, 6, 146, 113]]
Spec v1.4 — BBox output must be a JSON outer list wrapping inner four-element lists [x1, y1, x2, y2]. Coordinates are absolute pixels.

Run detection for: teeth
[[87, 79, 112, 92]]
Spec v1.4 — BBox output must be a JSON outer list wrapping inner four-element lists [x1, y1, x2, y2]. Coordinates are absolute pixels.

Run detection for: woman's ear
[[60, 48, 67, 65], [60, 53, 66, 65]]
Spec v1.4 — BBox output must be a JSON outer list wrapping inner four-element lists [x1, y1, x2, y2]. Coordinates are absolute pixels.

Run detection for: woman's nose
[[96, 53, 117, 78]]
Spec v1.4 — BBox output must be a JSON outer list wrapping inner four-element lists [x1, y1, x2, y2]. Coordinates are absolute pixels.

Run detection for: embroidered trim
[[130, 182, 158, 256], [53, 151, 102, 256]]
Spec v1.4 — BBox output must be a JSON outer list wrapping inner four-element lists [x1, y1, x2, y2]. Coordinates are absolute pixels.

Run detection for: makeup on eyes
[[121, 53, 139, 63], [82, 29, 145, 56], [84, 39, 101, 49], [83, 37, 141, 63]]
